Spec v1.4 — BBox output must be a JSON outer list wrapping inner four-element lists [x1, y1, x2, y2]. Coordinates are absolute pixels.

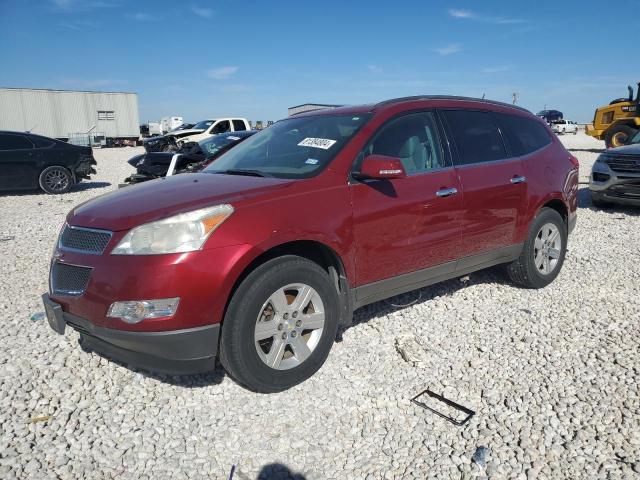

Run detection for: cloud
[[448, 8, 524, 25], [191, 5, 213, 18], [434, 44, 462, 56], [481, 65, 513, 74], [448, 9, 474, 19], [207, 66, 238, 80], [367, 65, 383, 74]]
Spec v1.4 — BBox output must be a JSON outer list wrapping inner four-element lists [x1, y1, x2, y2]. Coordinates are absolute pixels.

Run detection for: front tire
[[219, 256, 339, 393], [39, 166, 73, 194], [507, 208, 567, 289], [605, 125, 636, 148]]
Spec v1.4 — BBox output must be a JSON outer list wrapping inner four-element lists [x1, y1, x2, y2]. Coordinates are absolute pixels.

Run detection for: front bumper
[[589, 161, 640, 206], [43, 294, 219, 374], [584, 124, 601, 138]]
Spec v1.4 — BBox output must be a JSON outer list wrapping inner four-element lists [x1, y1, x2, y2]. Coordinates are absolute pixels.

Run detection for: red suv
[[43, 96, 579, 392]]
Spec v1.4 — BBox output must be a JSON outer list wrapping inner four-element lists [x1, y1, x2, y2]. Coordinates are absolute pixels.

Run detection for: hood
[[69, 172, 290, 231], [142, 136, 167, 144], [167, 129, 204, 138], [608, 143, 640, 155]]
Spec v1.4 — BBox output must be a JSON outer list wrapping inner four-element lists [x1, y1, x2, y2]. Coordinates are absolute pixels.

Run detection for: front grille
[[605, 155, 640, 174], [607, 183, 640, 198], [59, 225, 112, 254], [51, 262, 92, 296]]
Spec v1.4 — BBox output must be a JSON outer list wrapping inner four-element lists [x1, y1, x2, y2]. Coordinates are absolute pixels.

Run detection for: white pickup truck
[[170, 118, 250, 145], [551, 119, 578, 135]]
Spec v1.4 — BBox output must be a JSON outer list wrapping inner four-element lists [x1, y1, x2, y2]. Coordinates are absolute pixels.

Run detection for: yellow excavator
[[586, 82, 640, 147]]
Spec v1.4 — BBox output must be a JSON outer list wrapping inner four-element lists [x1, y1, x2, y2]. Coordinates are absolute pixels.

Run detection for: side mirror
[[357, 154, 407, 180]]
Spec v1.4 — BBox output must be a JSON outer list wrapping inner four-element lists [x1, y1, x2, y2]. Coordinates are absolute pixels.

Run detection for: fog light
[[107, 298, 180, 324]]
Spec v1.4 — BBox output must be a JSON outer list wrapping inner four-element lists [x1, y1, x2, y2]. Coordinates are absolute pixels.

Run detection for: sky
[[1, 0, 639, 124]]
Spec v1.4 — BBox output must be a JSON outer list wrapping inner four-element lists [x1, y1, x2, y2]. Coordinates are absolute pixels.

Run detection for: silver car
[[590, 136, 640, 207]]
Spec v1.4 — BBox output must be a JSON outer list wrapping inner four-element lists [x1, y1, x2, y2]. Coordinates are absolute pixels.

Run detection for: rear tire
[[507, 208, 567, 289], [39, 166, 73, 194], [605, 125, 636, 148], [219, 256, 339, 393]]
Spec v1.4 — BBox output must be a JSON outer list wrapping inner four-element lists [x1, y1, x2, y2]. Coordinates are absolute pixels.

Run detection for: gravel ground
[[1, 133, 639, 479]]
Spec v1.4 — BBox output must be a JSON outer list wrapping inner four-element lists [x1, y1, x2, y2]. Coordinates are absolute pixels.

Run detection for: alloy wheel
[[254, 283, 325, 370], [533, 222, 561, 275], [44, 169, 69, 193]]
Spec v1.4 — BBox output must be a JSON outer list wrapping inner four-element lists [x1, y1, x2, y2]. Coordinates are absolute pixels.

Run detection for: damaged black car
[[0, 130, 97, 194], [124, 130, 256, 185]]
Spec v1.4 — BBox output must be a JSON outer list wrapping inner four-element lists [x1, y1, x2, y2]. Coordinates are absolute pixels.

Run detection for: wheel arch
[[222, 240, 353, 329], [539, 198, 568, 226]]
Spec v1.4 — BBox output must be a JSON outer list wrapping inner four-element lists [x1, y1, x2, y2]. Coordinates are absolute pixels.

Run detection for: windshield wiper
[[215, 169, 271, 177]]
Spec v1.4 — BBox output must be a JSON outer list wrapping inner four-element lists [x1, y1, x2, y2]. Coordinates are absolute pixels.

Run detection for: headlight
[[111, 204, 234, 255]]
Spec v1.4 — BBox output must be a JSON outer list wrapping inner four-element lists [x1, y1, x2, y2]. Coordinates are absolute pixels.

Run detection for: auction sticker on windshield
[[298, 138, 337, 150]]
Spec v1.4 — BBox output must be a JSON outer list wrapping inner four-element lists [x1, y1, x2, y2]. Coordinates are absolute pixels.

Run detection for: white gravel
[[1, 133, 639, 479]]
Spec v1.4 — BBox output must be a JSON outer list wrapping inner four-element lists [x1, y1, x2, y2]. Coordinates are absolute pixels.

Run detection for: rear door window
[[211, 120, 231, 134], [232, 120, 247, 131], [0, 134, 34, 150], [441, 110, 507, 165], [493, 113, 552, 157]]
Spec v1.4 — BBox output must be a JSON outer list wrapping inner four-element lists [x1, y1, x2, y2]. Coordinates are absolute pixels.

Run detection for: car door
[[0, 133, 38, 190], [350, 111, 463, 290], [440, 109, 527, 262]]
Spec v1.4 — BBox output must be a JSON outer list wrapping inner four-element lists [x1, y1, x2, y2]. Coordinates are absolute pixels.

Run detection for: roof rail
[[374, 95, 531, 113]]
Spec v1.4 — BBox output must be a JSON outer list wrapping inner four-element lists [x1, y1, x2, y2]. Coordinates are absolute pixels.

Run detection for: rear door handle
[[436, 187, 458, 197], [510, 175, 526, 184]]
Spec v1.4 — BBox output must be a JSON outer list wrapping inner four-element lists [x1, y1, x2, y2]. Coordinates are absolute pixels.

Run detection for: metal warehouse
[[0, 87, 140, 140], [288, 103, 342, 116]]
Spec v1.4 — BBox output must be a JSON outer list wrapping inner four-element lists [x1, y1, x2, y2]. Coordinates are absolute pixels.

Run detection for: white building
[[0, 87, 140, 140], [287, 103, 342, 116]]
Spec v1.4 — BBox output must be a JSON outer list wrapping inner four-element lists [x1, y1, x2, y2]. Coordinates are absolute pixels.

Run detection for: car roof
[[292, 95, 531, 118], [0, 130, 57, 139], [0, 130, 32, 135]]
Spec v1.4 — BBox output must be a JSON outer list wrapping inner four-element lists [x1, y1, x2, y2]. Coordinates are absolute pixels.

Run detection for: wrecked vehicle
[[0, 130, 96, 194], [124, 130, 256, 185]]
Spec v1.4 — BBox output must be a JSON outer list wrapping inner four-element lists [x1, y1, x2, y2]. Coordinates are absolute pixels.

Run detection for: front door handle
[[510, 175, 526, 184], [436, 187, 458, 197]]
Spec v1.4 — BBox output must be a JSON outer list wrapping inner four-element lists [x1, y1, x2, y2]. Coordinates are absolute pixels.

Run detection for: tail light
[[568, 154, 579, 168]]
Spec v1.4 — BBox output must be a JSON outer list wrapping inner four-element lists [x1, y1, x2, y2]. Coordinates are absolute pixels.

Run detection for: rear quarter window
[[232, 120, 247, 131], [30, 136, 56, 148], [493, 113, 552, 157]]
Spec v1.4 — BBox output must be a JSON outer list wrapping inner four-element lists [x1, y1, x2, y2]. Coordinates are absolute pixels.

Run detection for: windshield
[[193, 120, 215, 130], [204, 114, 371, 179], [198, 133, 245, 157], [631, 130, 640, 144]]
